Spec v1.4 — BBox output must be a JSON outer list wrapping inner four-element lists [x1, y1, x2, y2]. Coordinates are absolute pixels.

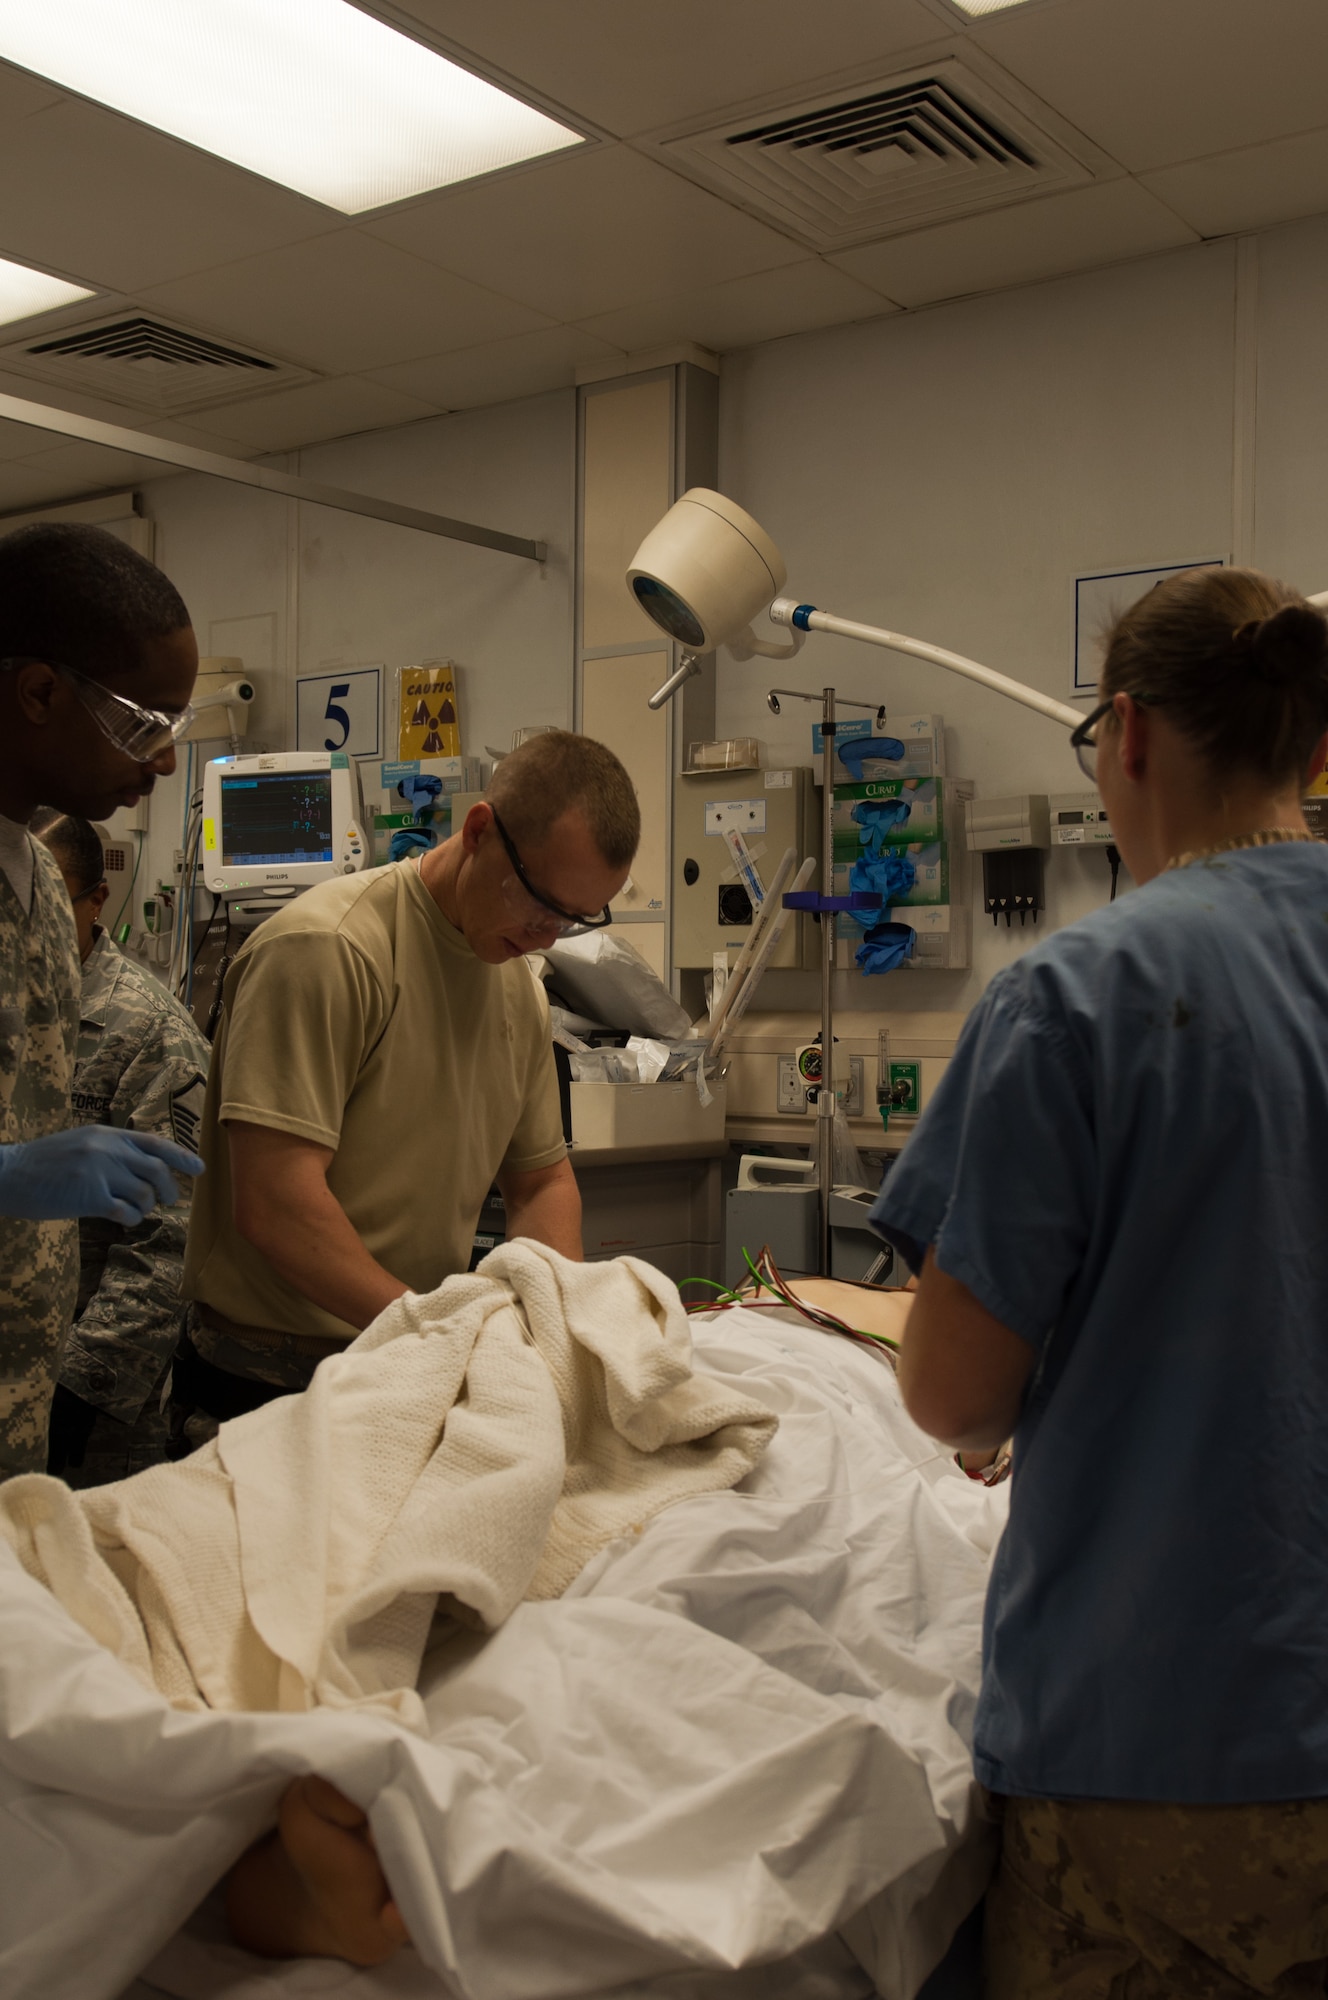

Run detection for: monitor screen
[[220, 771, 334, 867]]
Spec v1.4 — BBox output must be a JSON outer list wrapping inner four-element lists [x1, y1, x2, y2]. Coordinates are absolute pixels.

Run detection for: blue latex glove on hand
[[0, 1127, 204, 1225]]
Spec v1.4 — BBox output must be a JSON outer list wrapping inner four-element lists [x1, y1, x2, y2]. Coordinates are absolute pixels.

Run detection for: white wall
[[717, 238, 1247, 1013], [124, 213, 1328, 1019], [129, 388, 575, 900]]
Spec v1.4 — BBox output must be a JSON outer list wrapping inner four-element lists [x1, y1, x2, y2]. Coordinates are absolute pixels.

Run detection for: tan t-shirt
[[184, 860, 566, 1342]]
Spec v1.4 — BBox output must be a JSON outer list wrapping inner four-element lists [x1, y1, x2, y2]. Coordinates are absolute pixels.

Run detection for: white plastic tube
[[706, 845, 796, 1047], [769, 599, 1084, 731], [710, 855, 817, 1066]]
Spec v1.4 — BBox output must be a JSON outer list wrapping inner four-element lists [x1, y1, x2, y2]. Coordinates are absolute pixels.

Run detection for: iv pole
[[766, 683, 884, 1275]]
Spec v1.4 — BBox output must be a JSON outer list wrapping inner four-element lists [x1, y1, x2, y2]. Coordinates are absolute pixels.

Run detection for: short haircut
[[30, 808, 106, 894], [485, 730, 640, 868], [0, 522, 190, 683], [1102, 567, 1328, 788]]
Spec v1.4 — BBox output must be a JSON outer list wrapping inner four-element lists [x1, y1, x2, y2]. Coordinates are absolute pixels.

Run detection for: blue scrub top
[[871, 843, 1328, 1804]]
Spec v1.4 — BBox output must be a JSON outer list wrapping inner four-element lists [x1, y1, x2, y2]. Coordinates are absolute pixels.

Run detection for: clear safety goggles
[[1069, 693, 1153, 784], [491, 809, 612, 940], [1, 656, 194, 761]]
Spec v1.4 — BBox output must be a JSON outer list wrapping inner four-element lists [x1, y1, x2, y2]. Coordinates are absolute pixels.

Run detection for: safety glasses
[[1, 656, 194, 761], [490, 808, 612, 938], [1069, 693, 1152, 784]]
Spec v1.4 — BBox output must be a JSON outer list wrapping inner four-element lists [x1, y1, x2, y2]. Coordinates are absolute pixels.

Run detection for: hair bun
[[1234, 603, 1328, 686]]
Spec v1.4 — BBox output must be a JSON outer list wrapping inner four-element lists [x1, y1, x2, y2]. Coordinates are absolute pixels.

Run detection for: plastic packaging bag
[[542, 932, 693, 1039], [832, 1102, 876, 1190], [626, 1036, 670, 1084], [566, 1049, 637, 1083]]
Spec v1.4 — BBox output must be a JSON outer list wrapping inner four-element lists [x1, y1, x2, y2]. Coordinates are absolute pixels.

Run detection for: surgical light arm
[[628, 488, 1082, 730], [766, 600, 1083, 730]]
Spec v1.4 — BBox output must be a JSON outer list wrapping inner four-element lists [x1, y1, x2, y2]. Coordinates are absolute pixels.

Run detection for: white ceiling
[[0, 0, 1327, 511]]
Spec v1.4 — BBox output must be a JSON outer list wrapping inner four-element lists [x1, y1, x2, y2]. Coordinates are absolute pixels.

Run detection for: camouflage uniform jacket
[[59, 932, 209, 1425], [0, 835, 79, 1477]]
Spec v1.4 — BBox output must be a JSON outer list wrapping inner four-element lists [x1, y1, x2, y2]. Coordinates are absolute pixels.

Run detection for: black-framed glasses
[[490, 808, 612, 937], [1069, 694, 1152, 783], [0, 657, 194, 761]]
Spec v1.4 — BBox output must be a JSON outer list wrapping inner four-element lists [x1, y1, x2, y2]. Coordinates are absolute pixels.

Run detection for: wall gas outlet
[[779, 1048, 864, 1115], [881, 1060, 920, 1117], [777, 1055, 808, 1114]]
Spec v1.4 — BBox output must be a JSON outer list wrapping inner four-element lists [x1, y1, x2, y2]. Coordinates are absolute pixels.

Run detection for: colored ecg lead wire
[[679, 1247, 901, 1368]]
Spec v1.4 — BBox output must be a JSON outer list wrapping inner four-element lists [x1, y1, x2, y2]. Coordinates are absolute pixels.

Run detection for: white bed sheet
[[0, 1309, 1005, 2000]]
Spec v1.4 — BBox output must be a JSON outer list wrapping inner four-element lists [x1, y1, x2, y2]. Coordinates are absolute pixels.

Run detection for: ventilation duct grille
[[0, 314, 313, 415], [658, 58, 1102, 252]]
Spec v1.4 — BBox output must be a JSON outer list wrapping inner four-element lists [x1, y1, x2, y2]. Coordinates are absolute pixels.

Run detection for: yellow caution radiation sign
[[398, 663, 460, 761]]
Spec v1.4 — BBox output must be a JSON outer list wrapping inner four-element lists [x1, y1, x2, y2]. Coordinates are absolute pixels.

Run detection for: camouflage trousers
[[51, 1374, 171, 1489], [985, 1794, 1328, 1999]]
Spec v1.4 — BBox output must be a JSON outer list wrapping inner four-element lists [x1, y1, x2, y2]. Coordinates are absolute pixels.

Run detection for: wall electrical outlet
[[776, 1055, 808, 1114], [840, 1055, 865, 1118]]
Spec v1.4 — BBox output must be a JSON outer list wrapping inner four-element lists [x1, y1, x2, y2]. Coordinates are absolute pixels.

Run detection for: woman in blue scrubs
[[872, 566, 1328, 1997]]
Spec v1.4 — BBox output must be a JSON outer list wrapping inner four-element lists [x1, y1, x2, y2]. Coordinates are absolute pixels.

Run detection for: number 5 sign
[[296, 666, 382, 759]]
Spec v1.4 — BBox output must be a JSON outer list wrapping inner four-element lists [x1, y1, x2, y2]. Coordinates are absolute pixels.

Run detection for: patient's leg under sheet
[[5, 1312, 1004, 2000]]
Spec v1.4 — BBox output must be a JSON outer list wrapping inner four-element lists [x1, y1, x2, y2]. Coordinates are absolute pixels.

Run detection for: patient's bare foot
[[225, 1775, 410, 1965]]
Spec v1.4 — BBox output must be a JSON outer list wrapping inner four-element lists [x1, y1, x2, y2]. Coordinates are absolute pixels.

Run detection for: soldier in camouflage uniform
[[35, 813, 209, 1485], [0, 825, 80, 1478], [0, 523, 203, 1479]]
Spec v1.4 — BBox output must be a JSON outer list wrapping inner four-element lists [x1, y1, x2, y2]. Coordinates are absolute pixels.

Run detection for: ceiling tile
[[829, 179, 1196, 309], [0, 459, 107, 516], [578, 259, 897, 355], [1141, 128, 1328, 240], [0, 99, 339, 293], [0, 361, 183, 434], [393, 0, 945, 137], [364, 143, 808, 322], [11, 440, 177, 487], [0, 414, 84, 461], [0, 60, 64, 121], [138, 233, 554, 375], [369, 324, 624, 410], [194, 377, 441, 451], [972, 0, 1328, 174]]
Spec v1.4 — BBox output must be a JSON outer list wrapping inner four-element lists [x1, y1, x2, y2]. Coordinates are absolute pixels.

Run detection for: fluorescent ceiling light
[[0, 256, 93, 328], [952, 0, 1036, 14], [0, 0, 584, 214]]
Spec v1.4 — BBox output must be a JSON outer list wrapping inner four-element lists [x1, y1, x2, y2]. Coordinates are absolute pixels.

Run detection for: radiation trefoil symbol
[[410, 695, 456, 756]]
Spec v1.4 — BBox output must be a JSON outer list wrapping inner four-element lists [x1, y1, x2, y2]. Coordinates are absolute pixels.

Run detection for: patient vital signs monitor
[[202, 751, 366, 895]]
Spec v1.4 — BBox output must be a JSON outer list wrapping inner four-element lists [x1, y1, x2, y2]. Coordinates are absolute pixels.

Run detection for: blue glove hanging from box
[[397, 775, 443, 812], [849, 850, 917, 903], [389, 824, 436, 862], [391, 773, 445, 861], [836, 733, 906, 781], [852, 797, 913, 855], [855, 921, 916, 976]]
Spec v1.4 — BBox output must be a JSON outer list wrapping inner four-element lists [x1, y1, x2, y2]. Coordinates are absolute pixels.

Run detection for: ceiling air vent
[[0, 313, 313, 416], [656, 57, 1105, 252]]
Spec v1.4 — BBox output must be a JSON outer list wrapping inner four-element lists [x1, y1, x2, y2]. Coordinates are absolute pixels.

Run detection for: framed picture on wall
[[1073, 560, 1226, 695]]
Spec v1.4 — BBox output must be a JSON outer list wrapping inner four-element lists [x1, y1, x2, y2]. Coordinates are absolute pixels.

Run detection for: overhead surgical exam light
[[628, 487, 1083, 729], [629, 490, 1083, 1278]]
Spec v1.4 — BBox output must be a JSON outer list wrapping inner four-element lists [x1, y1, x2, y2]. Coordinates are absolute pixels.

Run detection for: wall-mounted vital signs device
[[201, 750, 366, 896]]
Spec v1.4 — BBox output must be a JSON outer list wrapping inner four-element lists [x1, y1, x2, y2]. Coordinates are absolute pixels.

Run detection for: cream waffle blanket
[[0, 1242, 776, 1727]]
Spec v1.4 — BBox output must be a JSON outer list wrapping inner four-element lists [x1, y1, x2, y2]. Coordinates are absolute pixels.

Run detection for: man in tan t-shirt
[[179, 731, 638, 1417]]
